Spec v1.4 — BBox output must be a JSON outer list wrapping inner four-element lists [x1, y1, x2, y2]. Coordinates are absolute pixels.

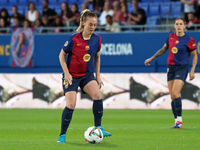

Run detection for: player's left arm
[[94, 51, 104, 88], [189, 49, 198, 81]]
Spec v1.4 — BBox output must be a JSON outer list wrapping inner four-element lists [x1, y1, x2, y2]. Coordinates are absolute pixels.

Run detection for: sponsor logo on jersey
[[85, 45, 90, 50], [193, 43, 196, 46], [64, 41, 68, 46], [83, 54, 91, 62], [175, 40, 179, 44], [172, 47, 178, 54]]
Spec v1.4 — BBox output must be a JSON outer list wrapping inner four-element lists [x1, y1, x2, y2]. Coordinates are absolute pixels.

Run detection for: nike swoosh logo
[[77, 44, 81, 46], [98, 111, 103, 113]]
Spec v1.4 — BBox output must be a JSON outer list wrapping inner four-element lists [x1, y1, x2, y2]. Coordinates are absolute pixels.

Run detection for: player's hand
[[96, 76, 104, 89], [65, 73, 73, 85], [189, 72, 195, 81], [144, 58, 152, 66]]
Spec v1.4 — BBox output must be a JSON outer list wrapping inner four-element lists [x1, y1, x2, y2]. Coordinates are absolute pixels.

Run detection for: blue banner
[[0, 31, 199, 73]]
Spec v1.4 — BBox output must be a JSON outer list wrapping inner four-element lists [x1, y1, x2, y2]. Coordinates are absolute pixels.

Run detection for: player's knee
[[91, 92, 102, 100], [171, 92, 180, 100], [66, 102, 76, 109]]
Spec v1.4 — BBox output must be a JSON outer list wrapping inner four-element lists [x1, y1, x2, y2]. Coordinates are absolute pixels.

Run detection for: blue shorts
[[62, 73, 96, 95], [167, 65, 188, 82]]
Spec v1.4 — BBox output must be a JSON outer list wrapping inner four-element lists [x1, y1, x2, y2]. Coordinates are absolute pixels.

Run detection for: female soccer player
[[57, 9, 112, 143], [144, 18, 198, 129]]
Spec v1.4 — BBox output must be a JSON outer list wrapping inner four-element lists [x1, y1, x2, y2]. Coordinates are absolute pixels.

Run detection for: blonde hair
[[76, 9, 97, 32]]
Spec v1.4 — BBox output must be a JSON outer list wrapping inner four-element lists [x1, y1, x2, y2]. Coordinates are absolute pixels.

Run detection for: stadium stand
[[9, 0, 18, 6], [128, 3, 134, 13], [88, 3, 93, 11], [7, 9, 13, 16], [18, 8, 24, 15], [162, 0, 171, 2], [18, 0, 28, 6], [28, 0, 38, 5], [0, 0, 194, 32], [0, 0, 8, 6], [160, 2, 171, 19], [141, 0, 151, 3], [171, 2, 182, 19], [58, 0, 68, 5], [146, 16, 161, 31], [149, 3, 160, 17], [152, 0, 162, 2], [68, 0, 78, 5], [55, 7, 61, 15], [78, 0, 85, 5], [38, 0, 43, 5], [139, 3, 149, 17]]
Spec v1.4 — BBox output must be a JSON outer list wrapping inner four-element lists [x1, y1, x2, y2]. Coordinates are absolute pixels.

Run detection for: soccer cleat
[[171, 121, 182, 129], [98, 126, 112, 137], [57, 134, 66, 143]]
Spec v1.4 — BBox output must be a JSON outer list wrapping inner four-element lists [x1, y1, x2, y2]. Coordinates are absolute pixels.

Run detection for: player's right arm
[[59, 36, 74, 85], [59, 49, 72, 85], [144, 43, 169, 66]]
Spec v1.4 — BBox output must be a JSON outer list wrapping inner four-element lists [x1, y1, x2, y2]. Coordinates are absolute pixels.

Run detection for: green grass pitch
[[0, 109, 200, 150]]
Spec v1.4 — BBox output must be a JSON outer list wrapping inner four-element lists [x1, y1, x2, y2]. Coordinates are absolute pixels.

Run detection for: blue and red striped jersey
[[166, 33, 196, 65], [62, 32, 101, 78]]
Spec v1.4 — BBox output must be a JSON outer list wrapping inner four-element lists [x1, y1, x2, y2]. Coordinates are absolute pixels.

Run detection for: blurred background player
[[144, 18, 198, 129], [57, 9, 112, 143]]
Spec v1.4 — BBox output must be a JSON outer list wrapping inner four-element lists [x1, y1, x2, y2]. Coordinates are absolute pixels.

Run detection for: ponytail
[[76, 9, 97, 32]]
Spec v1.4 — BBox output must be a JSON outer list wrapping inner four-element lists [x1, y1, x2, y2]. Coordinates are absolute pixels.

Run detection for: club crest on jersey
[[64, 41, 68, 46], [175, 40, 179, 44], [83, 54, 91, 62], [172, 47, 178, 54], [85, 45, 90, 50]]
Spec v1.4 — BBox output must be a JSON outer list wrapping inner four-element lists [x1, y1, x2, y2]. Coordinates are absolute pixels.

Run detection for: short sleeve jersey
[[166, 33, 196, 65], [62, 32, 101, 78]]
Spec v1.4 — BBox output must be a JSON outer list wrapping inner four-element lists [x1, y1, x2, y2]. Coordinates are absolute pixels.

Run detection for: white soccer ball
[[84, 126, 103, 144]]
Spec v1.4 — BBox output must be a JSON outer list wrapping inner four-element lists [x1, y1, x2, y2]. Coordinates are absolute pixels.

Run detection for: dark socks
[[60, 107, 74, 135], [171, 100, 177, 119], [174, 97, 182, 116], [93, 99, 103, 127]]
